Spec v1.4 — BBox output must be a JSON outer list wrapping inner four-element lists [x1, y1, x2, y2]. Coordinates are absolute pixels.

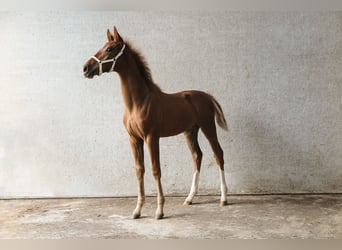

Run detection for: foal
[[83, 27, 229, 219]]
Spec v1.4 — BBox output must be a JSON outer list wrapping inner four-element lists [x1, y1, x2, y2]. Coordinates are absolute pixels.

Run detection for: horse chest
[[123, 101, 156, 138], [124, 116, 146, 138]]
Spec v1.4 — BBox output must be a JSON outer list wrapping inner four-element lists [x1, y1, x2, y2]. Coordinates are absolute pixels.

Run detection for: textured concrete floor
[[0, 195, 341, 239]]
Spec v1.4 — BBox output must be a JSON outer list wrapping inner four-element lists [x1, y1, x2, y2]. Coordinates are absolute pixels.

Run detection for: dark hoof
[[183, 200, 192, 206], [155, 213, 164, 220], [133, 213, 141, 219], [220, 200, 228, 206]]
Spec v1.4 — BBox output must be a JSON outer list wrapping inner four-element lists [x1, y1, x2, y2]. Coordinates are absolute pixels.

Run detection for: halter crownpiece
[[91, 43, 126, 76]]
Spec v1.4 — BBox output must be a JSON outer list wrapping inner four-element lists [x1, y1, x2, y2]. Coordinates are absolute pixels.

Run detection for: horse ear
[[107, 29, 114, 41], [113, 26, 123, 42]]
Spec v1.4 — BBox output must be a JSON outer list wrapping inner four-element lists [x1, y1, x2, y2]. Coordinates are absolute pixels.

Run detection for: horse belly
[[159, 103, 196, 137]]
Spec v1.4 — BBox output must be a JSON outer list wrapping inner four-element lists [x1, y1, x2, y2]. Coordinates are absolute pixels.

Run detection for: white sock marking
[[185, 171, 200, 203], [219, 169, 228, 202]]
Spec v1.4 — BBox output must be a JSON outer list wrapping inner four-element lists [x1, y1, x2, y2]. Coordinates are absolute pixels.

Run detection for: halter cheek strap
[[91, 44, 126, 76]]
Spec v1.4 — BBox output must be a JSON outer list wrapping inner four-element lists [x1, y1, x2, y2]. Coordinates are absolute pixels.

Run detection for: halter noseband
[[91, 44, 126, 75]]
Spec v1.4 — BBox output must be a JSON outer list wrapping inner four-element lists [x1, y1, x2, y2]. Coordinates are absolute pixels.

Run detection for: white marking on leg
[[185, 171, 200, 204], [219, 169, 228, 204]]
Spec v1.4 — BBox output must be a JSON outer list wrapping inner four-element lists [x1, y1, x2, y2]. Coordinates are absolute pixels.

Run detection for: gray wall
[[0, 12, 341, 198]]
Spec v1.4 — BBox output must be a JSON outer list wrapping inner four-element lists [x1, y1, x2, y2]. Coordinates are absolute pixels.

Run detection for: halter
[[91, 44, 126, 75]]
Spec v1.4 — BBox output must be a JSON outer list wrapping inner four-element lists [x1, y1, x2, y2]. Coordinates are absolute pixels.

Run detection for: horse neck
[[116, 52, 151, 111]]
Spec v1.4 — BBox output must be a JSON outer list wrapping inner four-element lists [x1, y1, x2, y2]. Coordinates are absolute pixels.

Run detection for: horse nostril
[[83, 66, 88, 73]]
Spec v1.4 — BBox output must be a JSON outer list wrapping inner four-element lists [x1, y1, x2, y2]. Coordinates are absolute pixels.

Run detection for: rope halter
[[91, 44, 126, 75]]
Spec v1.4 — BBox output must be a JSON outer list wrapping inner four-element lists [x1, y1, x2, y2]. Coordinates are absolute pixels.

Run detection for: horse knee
[[152, 169, 161, 179], [135, 166, 145, 179]]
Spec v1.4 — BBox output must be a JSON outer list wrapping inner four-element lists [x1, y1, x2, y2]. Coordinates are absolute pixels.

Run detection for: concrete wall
[[0, 12, 341, 198]]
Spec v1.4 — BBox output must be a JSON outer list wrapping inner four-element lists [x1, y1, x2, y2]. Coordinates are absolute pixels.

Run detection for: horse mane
[[125, 40, 162, 92]]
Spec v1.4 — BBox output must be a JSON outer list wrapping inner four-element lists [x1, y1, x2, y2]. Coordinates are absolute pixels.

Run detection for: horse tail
[[209, 95, 228, 131]]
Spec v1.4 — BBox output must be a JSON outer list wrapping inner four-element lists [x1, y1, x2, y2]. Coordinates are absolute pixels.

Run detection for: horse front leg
[[130, 136, 145, 219], [146, 135, 165, 220]]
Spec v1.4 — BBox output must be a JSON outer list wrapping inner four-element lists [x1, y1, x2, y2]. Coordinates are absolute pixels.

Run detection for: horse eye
[[106, 47, 114, 52]]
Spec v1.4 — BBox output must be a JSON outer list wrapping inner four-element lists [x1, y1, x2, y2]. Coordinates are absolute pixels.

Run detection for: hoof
[[183, 200, 192, 206], [220, 200, 228, 206], [132, 213, 141, 219], [155, 213, 164, 220]]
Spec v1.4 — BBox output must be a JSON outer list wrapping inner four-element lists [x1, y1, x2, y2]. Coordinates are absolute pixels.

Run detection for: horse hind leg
[[183, 125, 202, 205], [201, 122, 228, 206]]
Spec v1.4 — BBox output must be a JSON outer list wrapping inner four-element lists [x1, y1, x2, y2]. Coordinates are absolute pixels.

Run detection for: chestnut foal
[[83, 27, 229, 219]]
